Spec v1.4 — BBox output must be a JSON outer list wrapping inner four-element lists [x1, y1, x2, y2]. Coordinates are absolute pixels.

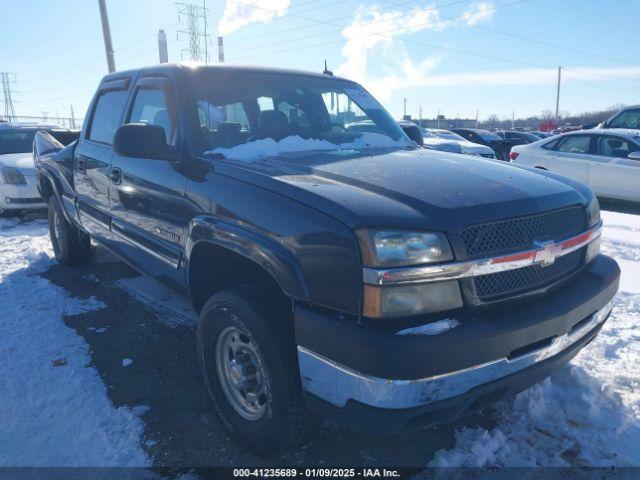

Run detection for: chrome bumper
[[297, 299, 612, 410]]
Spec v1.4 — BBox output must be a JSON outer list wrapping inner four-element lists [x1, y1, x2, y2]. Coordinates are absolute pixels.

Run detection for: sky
[[1, 0, 639, 124]]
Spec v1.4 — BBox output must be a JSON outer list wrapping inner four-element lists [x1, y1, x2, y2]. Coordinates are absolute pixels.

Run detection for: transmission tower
[[1, 72, 17, 122], [176, 2, 210, 63]]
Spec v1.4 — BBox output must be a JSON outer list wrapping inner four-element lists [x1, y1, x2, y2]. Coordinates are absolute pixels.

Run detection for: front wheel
[[197, 285, 313, 456], [48, 196, 91, 266]]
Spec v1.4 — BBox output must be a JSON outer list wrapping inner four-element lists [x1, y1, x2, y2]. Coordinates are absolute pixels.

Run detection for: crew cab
[[35, 64, 619, 456]]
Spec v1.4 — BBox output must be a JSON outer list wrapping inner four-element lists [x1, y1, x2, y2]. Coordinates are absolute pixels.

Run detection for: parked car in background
[[34, 64, 619, 456], [398, 120, 425, 146], [452, 127, 511, 160], [600, 105, 640, 130], [510, 129, 640, 203], [531, 131, 554, 139], [497, 130, 543, 145], [0, 123, 77, 216], [425, 128, 496, 158]]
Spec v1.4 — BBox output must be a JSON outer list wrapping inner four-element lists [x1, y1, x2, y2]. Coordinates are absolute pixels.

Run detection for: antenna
[[323, 60, 333, 76]]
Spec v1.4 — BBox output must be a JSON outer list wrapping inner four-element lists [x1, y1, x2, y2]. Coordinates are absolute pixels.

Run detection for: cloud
[[218, 0, 290, 36], [335, 3, 450, 83], [462, 1, 496, 26]]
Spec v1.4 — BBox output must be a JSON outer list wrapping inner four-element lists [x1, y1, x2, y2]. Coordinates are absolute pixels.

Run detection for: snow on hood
[[0, 152, 36, 174], [205, 133, 411, 162]]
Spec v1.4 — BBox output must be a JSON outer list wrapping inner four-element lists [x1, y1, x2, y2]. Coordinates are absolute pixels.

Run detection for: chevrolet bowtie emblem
[[534, 240, 562, 267]]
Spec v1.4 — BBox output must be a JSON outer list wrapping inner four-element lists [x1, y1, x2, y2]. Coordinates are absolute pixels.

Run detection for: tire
[[48, 196, 91, 266], [197, 285, 313, 456]]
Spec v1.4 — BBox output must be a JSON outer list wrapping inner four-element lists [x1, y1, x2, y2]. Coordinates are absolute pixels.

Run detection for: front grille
[[460, 206, 586, 259], [459, 206, 588, 302], [473, 248, 584, 300]]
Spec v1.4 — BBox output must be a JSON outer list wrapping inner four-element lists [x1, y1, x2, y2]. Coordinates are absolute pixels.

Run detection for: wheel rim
[[52, 209, 64, 247], [215, 325, 269, 421]]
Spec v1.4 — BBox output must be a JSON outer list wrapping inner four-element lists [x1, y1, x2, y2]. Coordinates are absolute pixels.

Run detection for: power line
[[225, 0, 472, 55]]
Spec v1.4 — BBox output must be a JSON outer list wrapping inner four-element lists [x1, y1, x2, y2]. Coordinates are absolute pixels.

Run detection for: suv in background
[[600, 105, 640, 130]]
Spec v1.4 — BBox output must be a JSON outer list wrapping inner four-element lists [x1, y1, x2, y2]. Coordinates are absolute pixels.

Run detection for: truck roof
[[100, 63, 350, 85]]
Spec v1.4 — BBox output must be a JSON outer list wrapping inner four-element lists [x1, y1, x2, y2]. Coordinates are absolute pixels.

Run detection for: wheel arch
[[186, 216, 310, 314]]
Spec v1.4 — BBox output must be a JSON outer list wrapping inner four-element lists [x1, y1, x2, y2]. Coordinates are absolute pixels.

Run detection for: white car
[[425, 128, 497, 159], [510, 129, 640, 203], [0, 123, 72, 215]]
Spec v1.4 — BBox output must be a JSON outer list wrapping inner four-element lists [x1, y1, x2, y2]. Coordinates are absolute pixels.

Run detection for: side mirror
[[113, 123, 174, 160], [628, 151, 640, 161]]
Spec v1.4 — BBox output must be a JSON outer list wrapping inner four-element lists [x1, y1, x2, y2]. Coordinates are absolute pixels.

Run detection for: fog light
[[363, 281, 463, 318]]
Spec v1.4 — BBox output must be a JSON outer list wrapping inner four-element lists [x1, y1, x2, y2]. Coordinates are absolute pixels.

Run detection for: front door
[[544, 134, 594, 184], [74, 86, 130, 238], [108, 77, 192, 292]]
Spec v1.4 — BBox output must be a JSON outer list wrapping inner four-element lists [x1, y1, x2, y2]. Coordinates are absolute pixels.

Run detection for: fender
[[185, 215, 310, 302], [37, 167, 79, 226]]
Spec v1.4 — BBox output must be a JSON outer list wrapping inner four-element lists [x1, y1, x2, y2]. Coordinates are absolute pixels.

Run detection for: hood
[[0, 153, 36, 175], [215, 148, 590, 231]]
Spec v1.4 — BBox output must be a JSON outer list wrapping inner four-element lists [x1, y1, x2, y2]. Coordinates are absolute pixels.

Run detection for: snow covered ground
[[0, 217, 149, 467], [0, 210, 638, 468]]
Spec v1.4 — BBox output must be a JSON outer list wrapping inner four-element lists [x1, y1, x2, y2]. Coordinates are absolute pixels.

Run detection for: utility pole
[[512, 110, 515, 129], [98, 0, 116, 73], [475, 108, 479, 128], [555, 66, 562, 119], [419, 105, 422, 126], [158, 30, 169, 63], [70, 105, 76, 129], [218, 36, 225, 63], [1, 72, 17, 122], [176, 2, 210, 63], [403, 98, 407, 119], [437, 109, 441, 128]]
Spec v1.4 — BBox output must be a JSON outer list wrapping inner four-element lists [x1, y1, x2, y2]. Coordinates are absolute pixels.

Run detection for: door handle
[[109, 168, 122, 184], [76, 157, 86, 173]]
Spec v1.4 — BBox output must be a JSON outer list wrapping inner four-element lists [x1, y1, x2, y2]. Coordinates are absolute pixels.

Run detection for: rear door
[[108, 76, 191, 291], [590, 135, 640, 201], [74, 78, 130, 238], [544, 134, 594, 184]]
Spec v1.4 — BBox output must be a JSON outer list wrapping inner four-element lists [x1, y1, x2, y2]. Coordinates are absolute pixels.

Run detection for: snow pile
[[207, 132, 410, 162], [0, 218, 149, 467], [396, 318, 461, 336], [429, 210, 640, 467]]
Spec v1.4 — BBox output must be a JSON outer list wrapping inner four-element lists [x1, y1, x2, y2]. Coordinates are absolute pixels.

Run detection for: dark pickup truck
[[35, 64, 619, 456]]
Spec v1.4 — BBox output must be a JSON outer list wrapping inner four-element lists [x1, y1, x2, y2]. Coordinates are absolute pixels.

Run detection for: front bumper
[[0, 176, 46, 211], [295, 254, 619, 434]]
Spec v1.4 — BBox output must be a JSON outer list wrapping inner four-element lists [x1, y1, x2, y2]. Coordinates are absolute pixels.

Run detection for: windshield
[[187, 70, 410, 160], [0, 129, 37, 154], [433, 130, 466, 142]]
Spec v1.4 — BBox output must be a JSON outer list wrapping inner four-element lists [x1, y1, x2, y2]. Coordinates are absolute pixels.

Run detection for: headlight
[[587, 197, 600, 227], [356, 230, 453, 267], [1, 167, 26, 185]]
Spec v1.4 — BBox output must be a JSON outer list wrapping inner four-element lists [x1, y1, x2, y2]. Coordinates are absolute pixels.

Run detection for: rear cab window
[[87, 89, 129, 144]]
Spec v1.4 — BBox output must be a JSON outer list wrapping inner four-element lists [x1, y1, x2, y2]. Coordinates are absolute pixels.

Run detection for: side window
[[596, 136, 633, 159], [129, 87, 176, 145], [555, 135, 592, 154], [542, 137, 561, 150], [88, 90, 128, 144], [609, 109, 640, 129]]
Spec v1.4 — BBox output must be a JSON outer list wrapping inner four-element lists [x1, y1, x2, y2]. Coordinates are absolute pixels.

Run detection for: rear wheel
[[48, 196, 91, 266], [197, 285, 314, 456]]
